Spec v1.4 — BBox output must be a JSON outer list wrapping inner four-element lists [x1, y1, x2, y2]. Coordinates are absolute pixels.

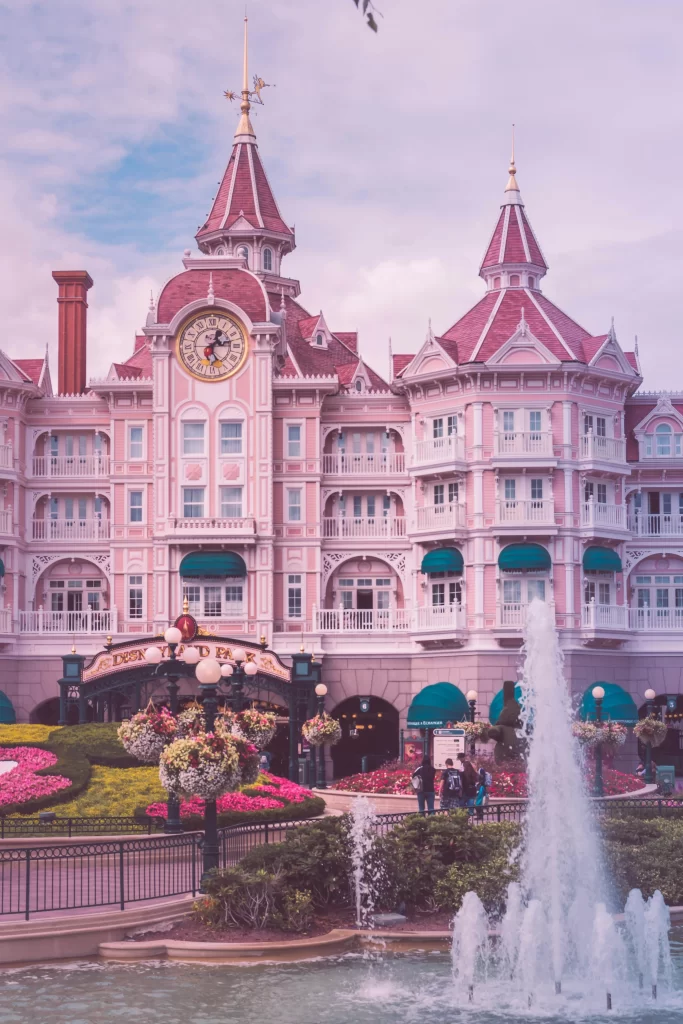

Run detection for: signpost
[[432, 727, 465, 769]]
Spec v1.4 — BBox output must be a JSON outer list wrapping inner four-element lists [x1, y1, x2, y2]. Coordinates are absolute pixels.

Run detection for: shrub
[[602, 817, 683, 906], [44, 766, 165, 818], [49, 723, 137, 768], [198, 867, 314, 933], [0, 725, 61, 744], [435, 854, 519, 915]]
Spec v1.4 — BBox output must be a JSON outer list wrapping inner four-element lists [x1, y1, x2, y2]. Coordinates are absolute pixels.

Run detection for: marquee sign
[[82, 638, 291, 685]]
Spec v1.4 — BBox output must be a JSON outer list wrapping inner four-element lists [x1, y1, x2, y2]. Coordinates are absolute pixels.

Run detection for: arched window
[[237, 245, 249, 263], [493, 276, 501, 290], [316, 333, 324, 346], [528, 276, 536, 289], [510, 274, 520, 287], [216, 247, 225, 256], [656, 423, 672, 456], [262, 247, 273, 272], [355, 379, 363, 392]]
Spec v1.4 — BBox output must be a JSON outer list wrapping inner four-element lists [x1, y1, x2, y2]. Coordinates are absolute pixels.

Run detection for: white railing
[[0, 510, 12, 535], [581, 502, 626, 529], [0, 445, 13, 470], [629, 608, 683, 632], [414, 503, 465, 532], [31, 519, 110, 541], [498, 602, 555, 627], [413, 605, 463, 631], [412, 434, 465, 465], [628, 514, 683, 537], [580, 434, 626, 463], [0, 609, 11, 633], [168, 517, 255, 534], [494, 431, 554, 456], [495, 499, 555, 524], [582, 603, 627, 629], [322, 517, 407, 539], [32, 455, 111, 477], [322, 453, 406, 475], [19, 610, 117, 634], [313, 606, 411, 632]]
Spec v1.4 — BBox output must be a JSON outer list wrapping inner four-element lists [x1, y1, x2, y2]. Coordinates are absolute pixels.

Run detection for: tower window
[[528, 275, 536, 289], [316, 333, 324, 346], [355, 379, 363, 392], [216, 247, 225, 256], [262, 247, 273, 272], [510, 274, 520, 287], [238, 246, 249, 262], [493, 276, 501, 289]]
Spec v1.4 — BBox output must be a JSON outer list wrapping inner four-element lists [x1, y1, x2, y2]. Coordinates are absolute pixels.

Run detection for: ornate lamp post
[[144, 626, 201, 834], [219, 646, 259, 712], [592, 685, 605, 798], [314, 682, 328, 789], [466, 689, 478, 756], [194, 655, 224, 881], [644, 688, 657, 784]]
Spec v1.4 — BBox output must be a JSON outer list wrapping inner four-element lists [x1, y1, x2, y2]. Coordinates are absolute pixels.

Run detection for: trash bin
[[656, 765, 675, 796], [361, 755, 369, 774], [297, 757, 309, 785]]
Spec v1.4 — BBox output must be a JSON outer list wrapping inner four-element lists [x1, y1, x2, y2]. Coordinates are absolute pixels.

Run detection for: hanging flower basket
[[236, 709, 277, 750], [456, 720, 491, 742], [232, 734, 261, 785], [176, 704, 236, 738], [117, 708, 177, 764], [159, 732, 240, 799], [597, 722, 628, 754], [302, 712, 342, 747], [572, 722, 599, 747], [634, 715, 668, 749]]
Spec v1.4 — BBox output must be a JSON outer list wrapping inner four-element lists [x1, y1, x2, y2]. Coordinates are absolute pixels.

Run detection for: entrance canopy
[[0, 691, 15, 724], [579, 682, 638, 723], [583, 546, 622, 572], [179, 551, 246, 578], [421, 547, 464, 574], [407, 682, 469, 728], [0, 559, 4, 577], [489, 683, 523, 725], [499, 543, 551, 572]]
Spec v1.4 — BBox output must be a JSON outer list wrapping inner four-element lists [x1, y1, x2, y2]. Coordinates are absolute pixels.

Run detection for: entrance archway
[[330, 696, 399, 779], [638, 694, 682, 776]]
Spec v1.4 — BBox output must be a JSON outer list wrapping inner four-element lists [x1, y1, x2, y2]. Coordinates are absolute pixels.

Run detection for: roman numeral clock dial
[[176, 311, 248, 381]]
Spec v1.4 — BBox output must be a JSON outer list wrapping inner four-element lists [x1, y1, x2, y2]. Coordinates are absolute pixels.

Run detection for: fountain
[[349, 795, 379, 928]]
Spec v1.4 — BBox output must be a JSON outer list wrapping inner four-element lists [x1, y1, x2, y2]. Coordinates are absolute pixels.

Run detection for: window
[[656, 424, 672, 457], [382, 495, 391, 517], [262, 247, 273, 272], [493, 276, 501, 289], [287, 424, 302, 457], [503, 410, 515, 434], [433, 418, 444, 439], [585, 481, 594, 502], [353, 495, 363, 518], [182, 488, 204, 518], [432, 582, 445, 606], [530, 479, 543, 503], [316, 333, 324, 346], [528, 276, 536, 289], [94, 496, 103, 520], [128, 576, 143, 619], [447, 415, 458, 436], [182, 579, 244, 618], [433, 484, 445, 506], [448, 482, 459, 505], [367, 495, 376, 518], [596, 417, 606, 437], [287, 488, 302, 522], [529, 410, 542, 435], [220, 422, 243, 455], [224, 582, 244, 614], [183, 422, 205, 455], [87, 589, 101, 612], [238, 245, 249, 261], [584, 414, 593, 435], [599, 582, 611, 604], [129, 491, 143, 523], [504, 579, 522, 604], [510, 274, 520, 287], [504, 479, 516, 501], [288, 574, 302, 618], [527, 579, 546, 602], [49, 497, 58, 519], [50, 435, 58, 458], [203, 586, 222, 617], [129, 426, 143, 459], [220, 486, 243, 518], [354, 379, 363, 392], [94, 434, 103, 459], [597, 483, 607, 504], [65, 435, 74, 458]]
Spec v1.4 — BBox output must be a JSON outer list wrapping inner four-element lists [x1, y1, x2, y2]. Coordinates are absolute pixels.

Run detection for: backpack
[[411, 770, 423, 792], [480, 769, 492, 788], [445, 769, 462, 795]]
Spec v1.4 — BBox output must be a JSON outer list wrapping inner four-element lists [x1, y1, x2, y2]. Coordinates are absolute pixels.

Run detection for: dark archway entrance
[[330, 696, 399, 780], [638, 695, 683, 776]]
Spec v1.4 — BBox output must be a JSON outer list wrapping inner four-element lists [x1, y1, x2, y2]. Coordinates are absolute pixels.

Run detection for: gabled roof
[[392, 353, 415, 379], [14, 359, 44, 385], [7, 351, 51, 393]]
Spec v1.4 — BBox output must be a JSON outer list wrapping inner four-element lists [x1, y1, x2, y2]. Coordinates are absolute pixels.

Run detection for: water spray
[[468, 985, 474, 1003], [606, 991, 612, 1011], [554, 980, 561, 995]]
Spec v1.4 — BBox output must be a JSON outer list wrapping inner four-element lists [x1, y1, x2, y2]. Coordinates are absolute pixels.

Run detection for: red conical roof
[[479, 158, 547, 281]]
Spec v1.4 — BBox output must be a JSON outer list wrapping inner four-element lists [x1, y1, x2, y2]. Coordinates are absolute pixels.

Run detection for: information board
[[432, 728, 466, 769]]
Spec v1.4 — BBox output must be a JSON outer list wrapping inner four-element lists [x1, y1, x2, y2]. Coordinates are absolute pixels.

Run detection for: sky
[[1, 0, 682, 386]]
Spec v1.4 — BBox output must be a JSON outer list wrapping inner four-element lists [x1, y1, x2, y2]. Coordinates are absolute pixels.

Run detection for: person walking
[[440, 757, 462, 811], [411, 755, 437, 815], [457, 752, 478, 814], [474, 764, 492, 821]]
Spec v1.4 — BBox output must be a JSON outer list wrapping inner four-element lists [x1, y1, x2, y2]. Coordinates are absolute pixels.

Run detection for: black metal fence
[[0, 816, 163, 839]]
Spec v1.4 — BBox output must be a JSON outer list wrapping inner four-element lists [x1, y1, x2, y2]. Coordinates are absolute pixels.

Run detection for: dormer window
[[355, 379, 363, 393], [493, 276, 501, 290], [262, 247, 273, 272], [316, 333, 324, 346], [656, 424, 672, 456], [510, 274, 520, 287], [644, 423, 683, 457]]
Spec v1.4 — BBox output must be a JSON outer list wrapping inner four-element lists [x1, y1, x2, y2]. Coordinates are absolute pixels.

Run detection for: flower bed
[[0, 746, 72, 809]]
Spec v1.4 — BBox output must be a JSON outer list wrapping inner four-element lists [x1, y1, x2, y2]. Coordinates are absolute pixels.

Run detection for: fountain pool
[[2, 943, 683, 1024]]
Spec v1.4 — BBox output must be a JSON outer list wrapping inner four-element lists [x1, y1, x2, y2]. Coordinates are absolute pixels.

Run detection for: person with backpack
[[457, 752, 479, 814], [474, 765, 492, 820], [411, 755, 437, 815], [440, 757, 462, 810]]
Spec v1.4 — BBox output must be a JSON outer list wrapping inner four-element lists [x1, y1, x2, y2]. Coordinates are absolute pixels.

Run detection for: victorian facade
[[0, 40, 681, 746]]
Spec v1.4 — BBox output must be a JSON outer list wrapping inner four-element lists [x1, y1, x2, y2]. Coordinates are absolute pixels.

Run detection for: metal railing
[[0, 444, 12, 470], [496, 499, 555, 524], [19, 609, 117, 634], [580, 434, 626, 463], [0, 816, 162, 839], [32, 455, 110, 477], [414, 502, 465, 532], [629, 607, 683, 631], [31, 518, 111, 541], [628, 513, 683, 537], [322, 453, 406, 475], [412, 434, 465, 466], [581, 501, 627, 529], [322, 516, 407, 539], [494, 431, 554, 457], [167, 516, 256, 535]]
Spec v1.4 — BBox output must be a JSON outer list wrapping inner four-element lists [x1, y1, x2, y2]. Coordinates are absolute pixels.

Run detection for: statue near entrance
[[487, 680, 526, 763]]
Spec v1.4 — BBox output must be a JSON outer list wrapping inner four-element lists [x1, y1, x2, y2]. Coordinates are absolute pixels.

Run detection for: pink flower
[[145, 771, 314, 818], [0, 746, 71, 808]]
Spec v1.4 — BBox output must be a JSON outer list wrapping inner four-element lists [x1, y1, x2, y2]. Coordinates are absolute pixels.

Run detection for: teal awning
[[407, 682, 469, 728], [583, 546, 622, 572], [421, 547, 464, 574], [179, 551, 247, 578], [0, 559, 4, 577], [579, 682, 638, 724], [489, 684, 523, 725], [0, 692, 16, 724], [499, 543, 551, 572]]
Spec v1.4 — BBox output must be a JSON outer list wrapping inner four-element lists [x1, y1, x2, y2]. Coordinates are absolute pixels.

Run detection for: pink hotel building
[[1, 78, 682, 766]]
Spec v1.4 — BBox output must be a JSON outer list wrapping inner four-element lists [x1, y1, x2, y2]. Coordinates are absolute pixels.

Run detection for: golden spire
[[235, 16, 255, 138], [505, 123, 519, 193], [183, 595, 189, 615]]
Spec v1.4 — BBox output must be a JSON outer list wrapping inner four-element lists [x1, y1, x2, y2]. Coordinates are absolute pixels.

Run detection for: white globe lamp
[[144, 646, 163, 665], [164, 626, 183, 646], [232, 647, 247, 663], [183, 646, 200, 665], [195, 657, 222, 686], [220, 663, 234, 678], [244, 661, 258, 676]]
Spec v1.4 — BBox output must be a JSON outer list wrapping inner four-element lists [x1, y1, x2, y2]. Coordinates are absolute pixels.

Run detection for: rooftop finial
[[207, 272, 215, 305], [505, 123, 519, 193], [224, 16, 271, 142]]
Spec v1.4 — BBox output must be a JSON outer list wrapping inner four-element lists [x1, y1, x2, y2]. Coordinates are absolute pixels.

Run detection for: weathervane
[[224, 16, 272, 110]]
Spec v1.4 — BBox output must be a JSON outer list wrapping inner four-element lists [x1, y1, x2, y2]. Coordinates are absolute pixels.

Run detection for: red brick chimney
[[52, 270, 93, 395]]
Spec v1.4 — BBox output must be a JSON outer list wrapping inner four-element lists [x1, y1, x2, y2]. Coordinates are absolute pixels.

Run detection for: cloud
[[0, 0, 682, 390]]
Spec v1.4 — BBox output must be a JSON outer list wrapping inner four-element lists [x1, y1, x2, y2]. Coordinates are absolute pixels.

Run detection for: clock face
[[176, 311, 248, 381]]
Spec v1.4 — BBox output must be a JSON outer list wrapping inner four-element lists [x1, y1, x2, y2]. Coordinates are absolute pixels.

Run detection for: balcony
[[580, 501, 627, 530], [0, 609, 11, 633], [19, 610, 117, 634], [629, 608, 683, 632], [0, 510, 12, 535], [313, 607, 411, 632], [413, 604, 464, 632], [581, 603, 627, 630], [0, 445, 13, 471], [414, 503, 465, 534], [32, 455, 111, 478], [628, 513, 683, 537], [412, 435, 465, 469], [32, 519, 110, 541], [494, 431, 554, 458], [166, 517, 256, 539], [497, 602, 556, 628], [580, 434, 627, 465], [322, 453, 406, 476], [322, 517, 407, 539], [495, 499, 555, 526]]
